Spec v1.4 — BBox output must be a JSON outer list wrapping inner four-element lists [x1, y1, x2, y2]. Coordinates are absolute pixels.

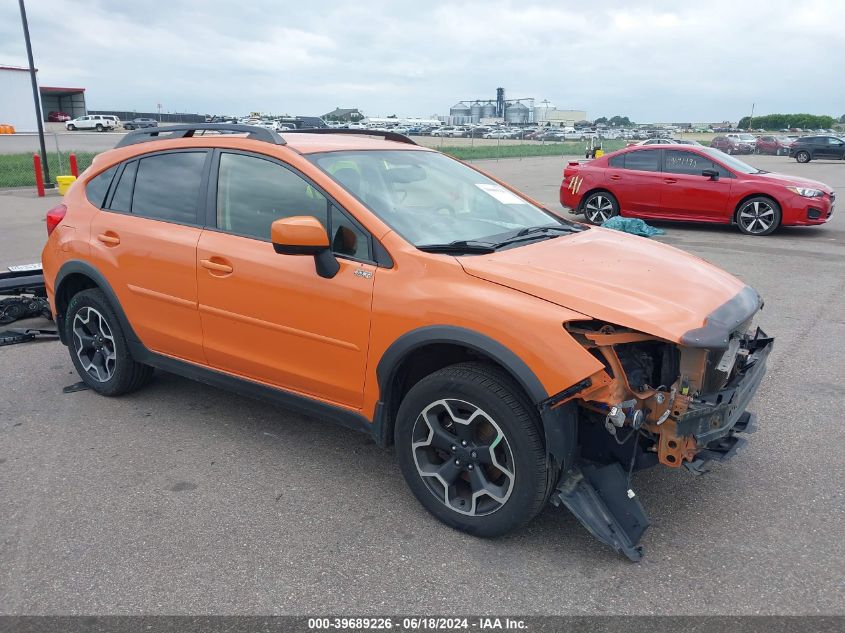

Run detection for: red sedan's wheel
[[736, 197, 781, 236], [582, 192, 619, 225]]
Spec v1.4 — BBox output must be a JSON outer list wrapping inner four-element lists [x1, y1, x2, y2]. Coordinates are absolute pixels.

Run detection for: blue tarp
[[601, 216, 666, 237]]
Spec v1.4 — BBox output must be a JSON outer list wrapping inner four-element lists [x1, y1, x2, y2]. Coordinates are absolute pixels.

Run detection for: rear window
[[85, 165, 117, 208], [622, 150, 659, 172], [131, 152, 206, 224], [608, 154, 625, 168]]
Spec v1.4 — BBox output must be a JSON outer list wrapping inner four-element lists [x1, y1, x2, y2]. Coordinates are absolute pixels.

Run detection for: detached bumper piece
[[551, 463, 649, 562], [679, 329, 773, 475]]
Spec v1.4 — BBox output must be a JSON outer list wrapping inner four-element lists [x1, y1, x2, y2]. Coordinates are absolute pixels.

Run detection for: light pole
[[18, 0, 52, 187]]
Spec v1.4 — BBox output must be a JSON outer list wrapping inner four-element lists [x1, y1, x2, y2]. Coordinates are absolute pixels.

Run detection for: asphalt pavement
[[0, 154, 843, 615]]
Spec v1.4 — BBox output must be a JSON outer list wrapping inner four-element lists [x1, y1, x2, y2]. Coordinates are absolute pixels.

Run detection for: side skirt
[[130, 343, 376, 439]]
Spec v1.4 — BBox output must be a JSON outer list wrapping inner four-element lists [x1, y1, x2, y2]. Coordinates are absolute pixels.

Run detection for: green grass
[[439, 140, 628, 161], [0, 152, 97, 188]]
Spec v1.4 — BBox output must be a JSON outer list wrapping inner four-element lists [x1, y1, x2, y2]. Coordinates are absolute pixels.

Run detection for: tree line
[[738, 113, 836, 130]]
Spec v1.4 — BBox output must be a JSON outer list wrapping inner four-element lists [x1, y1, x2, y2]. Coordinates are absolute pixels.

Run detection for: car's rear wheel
[[67, 124, 75, 131], [65, 289, 153, 396], [795, 150, 811, 163], [582, 191, 619, 225], [736, 197, 781, 236], [395, 362, 549, 538], [95, 124, 104, 132]]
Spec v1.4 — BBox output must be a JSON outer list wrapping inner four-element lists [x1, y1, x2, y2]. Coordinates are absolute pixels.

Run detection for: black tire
[[395, 362, 549, 538], [67, 124, 76, 131], [64, 288, 153, 396], [735, 196, 781, 236], [581, 190, 619, 225], [795, 150, 811, 163], [95, 124, 104, 132], [124, 124, 134, 130]]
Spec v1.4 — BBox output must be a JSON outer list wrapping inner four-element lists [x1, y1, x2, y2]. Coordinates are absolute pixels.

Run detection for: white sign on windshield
[[475, 183, 526, 205]]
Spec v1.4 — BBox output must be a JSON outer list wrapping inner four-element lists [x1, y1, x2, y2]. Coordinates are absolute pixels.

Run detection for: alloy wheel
[[411, 398, 515, 517], [72, 306, 117, 382], [584, 195, 614, 223], [738, 200, 776, 234]]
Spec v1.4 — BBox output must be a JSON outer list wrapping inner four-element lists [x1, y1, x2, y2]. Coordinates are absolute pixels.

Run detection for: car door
[[196, 150, 375, 409], [77, 116, 92, 129], [658, 149, 734, 221], [605, 148, 662, 216], [88, 150, 209, 363], [819, 136, 845, 159]]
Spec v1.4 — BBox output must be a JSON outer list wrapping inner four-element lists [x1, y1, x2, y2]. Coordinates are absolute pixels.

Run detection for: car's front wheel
[[736, 197, 781, 236], [795, 150, 811, 163], [65, 289, 153, 396], [395, 363, 549, 538], [582, 191, 619, 225], [67, 124, 75, 131]]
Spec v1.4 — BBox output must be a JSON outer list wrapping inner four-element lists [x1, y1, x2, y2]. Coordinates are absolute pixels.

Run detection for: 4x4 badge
[[353, 269, 373, 279]]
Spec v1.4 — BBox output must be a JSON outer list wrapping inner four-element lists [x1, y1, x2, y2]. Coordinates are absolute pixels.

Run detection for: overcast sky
[[1, 0, 843, 122]]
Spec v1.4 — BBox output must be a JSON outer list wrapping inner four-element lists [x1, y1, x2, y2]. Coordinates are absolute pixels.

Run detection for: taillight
[[46, 204, 67, 236]]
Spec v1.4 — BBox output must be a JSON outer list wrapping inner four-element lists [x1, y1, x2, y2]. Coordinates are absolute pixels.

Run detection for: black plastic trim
[[0, 268, 46, 295], [680, 286, 762, 349], [376, 325, 549, 405], [115, 124, 285, 148]]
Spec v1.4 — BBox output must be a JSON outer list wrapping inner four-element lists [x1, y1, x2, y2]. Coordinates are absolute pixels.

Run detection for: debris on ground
[[0, 295, 51, 325], [601, 216, 666, 237]]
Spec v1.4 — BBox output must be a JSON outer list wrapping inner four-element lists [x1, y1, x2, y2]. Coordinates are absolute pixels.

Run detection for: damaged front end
[[546, 315, 773, 561]]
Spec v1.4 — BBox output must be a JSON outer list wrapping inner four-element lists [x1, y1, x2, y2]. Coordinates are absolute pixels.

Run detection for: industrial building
[[0, 64, 87, 131], [444, 88, 586, 126]]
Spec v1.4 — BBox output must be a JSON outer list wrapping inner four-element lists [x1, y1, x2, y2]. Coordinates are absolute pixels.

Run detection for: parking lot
[[1, 153, 843, 615]]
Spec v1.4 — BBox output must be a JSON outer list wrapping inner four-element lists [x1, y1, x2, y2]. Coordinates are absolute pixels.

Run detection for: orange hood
[[459, 227, 750, 344]]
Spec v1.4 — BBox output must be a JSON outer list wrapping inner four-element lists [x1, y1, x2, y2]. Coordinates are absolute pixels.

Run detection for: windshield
[[699, 146, 760, 174], [307, 150, 569, 247], [737, 134, 756, 141]]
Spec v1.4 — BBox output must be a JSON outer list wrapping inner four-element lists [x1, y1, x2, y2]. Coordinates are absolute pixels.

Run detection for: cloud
[[1, 0, 843, 121]]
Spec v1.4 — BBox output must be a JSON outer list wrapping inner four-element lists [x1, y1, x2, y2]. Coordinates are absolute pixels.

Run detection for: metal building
[[40, 86, 86, 121], [0, 65, 38, 131], [505, 102, 530, 124]]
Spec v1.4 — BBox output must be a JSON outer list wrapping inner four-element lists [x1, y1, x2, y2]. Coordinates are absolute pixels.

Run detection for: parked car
[[483, 129, 512, 139], [755, 135, 792, 156], [430, 126, 454, 137], [122, 118, 158, 130], [65, 115, 117, 132], [562, 145, 834, 235], [41, 124, 773, 561], [711, 136, 754, 155], [102, 115, 121, 128], [47, 111, 71, 122], [788, 135, 845, 163]]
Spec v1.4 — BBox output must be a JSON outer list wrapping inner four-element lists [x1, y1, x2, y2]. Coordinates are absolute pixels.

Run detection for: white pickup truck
[[66, 115, 117, 132]]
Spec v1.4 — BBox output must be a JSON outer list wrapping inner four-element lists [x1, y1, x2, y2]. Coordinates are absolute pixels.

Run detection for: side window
[[608, 154, 625, 168], [108, 161, 137, 213], [329, 204, 369, 260], [623, 149, 660, 172], [132, 152, 206, 224], [216, 152, 328, 240], [664, 150, 731, 178], [85, 165, 118, 208]]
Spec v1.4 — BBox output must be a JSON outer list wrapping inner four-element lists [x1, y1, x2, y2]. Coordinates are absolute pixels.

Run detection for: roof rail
[[115, 123, 285, 149], [282, 127, 418, 146]]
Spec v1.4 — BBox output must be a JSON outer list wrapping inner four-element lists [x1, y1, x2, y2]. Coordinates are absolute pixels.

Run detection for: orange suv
[[42, 124, 773, 560]]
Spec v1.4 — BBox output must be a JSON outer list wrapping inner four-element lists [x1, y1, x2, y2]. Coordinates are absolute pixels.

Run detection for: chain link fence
[[0, 132, 99, 189]]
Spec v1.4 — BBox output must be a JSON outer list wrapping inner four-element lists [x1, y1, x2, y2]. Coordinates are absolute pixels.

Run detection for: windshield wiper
[[514, 224, 577, 238], [417, 240, 497, 254], [492, 225, 575, 248]]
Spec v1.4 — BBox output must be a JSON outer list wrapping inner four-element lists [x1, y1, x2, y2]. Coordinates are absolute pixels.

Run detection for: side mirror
[[702, 169, 719, 181], [271, 216, 339, 279]]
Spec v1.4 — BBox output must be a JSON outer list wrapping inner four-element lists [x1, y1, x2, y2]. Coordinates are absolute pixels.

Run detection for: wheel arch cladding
[[579, 188, 615, 211], [54, 260, 139, 347], [373, 326, 577, 469]]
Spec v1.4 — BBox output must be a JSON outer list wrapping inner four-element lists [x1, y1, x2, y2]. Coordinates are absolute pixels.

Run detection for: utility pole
[[747, 103, 755, 131], [18, 0, 52, 188]]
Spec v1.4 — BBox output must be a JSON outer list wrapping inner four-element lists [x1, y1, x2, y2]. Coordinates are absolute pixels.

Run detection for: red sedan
[[560, 144, 835, 235]]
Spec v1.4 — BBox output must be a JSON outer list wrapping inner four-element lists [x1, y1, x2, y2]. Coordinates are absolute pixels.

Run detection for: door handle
[[200, 258, 233, 274], [97, 232, 120, 245], [609, 174, 622, 180], [663, 178, 677, 184]]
